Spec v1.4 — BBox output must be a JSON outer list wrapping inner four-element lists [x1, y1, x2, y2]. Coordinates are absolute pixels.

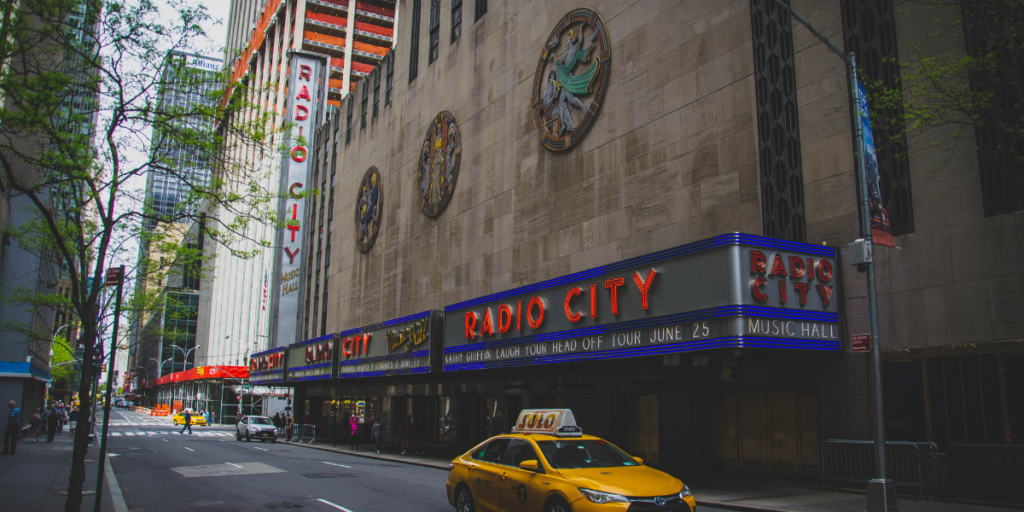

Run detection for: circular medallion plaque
[[417, 111, 462, 218], [531, 8, 611, 152], [355, 166, 382, 253]]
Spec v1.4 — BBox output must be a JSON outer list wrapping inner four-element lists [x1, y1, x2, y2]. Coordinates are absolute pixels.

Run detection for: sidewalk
[[0, 431, 121, 512], [282, 438, 1020, 512]]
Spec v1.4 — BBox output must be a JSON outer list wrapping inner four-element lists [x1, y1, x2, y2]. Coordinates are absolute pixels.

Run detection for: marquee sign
[[270, 51, 327, 348], [285, 334, 336, 382], [249, 347, 286, 385], [443, 233, 840, 371], [337, 311, 443, 378]]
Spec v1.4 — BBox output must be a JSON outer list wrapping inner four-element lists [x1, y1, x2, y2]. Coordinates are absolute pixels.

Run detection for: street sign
[[104, 267, 123, 287], [852, 334, 872, 353]]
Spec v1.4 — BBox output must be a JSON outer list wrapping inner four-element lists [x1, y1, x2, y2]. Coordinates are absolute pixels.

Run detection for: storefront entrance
[[712, 392, 818, 477], [628, 395, 659, 465]]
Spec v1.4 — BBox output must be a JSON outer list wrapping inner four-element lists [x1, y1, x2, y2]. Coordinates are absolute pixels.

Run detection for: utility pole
[[766, 1, 896, 511], [95, 265, 124, 512]]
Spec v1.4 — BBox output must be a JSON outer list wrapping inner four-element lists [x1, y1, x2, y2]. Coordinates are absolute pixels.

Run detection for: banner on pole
[[857, 81, 895, 247]]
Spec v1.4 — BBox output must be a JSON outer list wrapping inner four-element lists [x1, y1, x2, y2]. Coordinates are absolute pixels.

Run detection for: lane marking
[[225, 462, 242, 468], [162, 439, 168, 442], [184, 447, 194, 452], [254, 447, 268, 451], [323, 462, 351, 468], [316, 499, 354, 512]]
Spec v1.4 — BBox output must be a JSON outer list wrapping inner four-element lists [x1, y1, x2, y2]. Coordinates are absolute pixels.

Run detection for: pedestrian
[[413, 417, 426, 455], [3, 400, 21, 454], [204, 410, 211, 426], [69, 407, 78, 433], [349, 413, 359, 450], [46, 406, 59, 442], [57, 404, 66, 433], [30, 408, 41, 442], [371, 416, 382, 453], [400, 417, 411, 455], [179, 410, 192, 435]]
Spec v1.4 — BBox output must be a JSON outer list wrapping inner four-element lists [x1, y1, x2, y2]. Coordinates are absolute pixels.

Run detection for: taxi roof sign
[[512, 409, 582, 437]]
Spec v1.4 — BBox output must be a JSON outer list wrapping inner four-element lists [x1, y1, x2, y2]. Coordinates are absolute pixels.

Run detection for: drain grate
[[301, 473, 355, 478], [265, 502, 304, 509]]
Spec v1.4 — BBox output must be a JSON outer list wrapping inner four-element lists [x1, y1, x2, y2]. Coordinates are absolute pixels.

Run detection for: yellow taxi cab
[[171, 411, 207, 426], [446, 409, 694, 512]]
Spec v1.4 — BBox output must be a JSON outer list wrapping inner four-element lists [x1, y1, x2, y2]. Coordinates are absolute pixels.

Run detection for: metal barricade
[[290, 424, 316, 445], [819, 439, 940, 499]]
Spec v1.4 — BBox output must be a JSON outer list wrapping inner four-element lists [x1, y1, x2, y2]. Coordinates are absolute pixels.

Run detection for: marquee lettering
[[750, 251, 834, 309]]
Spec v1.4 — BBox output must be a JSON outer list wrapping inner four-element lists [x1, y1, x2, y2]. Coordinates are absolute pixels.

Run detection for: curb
[[281, 441, 797, 512], [695, 500, 791, 512], [281, 441, 451, 471]]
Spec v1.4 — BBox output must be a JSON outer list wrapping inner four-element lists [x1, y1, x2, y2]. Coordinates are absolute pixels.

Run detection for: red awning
[[149, 366, 248, 387]]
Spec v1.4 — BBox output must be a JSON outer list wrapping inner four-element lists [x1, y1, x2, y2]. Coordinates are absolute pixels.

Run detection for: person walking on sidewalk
[[399, 417, 411, 455], [30, 408, 41, 442], [45, 406, 58, 442], [3, 400, 21, 454], [68, 408, 78, 433], [349, 414, 360, 450], [371, 416, 382, 453], [179, 410, 193, 435]]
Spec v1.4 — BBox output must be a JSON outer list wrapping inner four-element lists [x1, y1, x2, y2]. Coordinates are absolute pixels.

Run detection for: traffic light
[[101, 363, 107, 373]]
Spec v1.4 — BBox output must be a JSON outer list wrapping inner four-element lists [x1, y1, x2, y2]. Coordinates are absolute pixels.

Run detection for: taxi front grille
[[627, 494, 687, 512]]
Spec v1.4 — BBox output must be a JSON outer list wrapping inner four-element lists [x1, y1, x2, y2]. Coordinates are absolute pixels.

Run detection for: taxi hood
[[555, 465, 683, 497]]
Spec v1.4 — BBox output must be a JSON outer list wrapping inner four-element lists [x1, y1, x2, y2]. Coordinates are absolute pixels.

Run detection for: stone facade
[[303, 0, 1024, 461]]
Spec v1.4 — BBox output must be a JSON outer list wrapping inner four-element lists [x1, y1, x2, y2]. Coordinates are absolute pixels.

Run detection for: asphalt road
[[104, 409, 728, 512], [106, 409, 453, 512]]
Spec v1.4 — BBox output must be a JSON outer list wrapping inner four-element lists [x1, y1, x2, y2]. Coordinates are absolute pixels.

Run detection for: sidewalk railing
[[290, 424, 316, 445], [818, 439, 941, 499]]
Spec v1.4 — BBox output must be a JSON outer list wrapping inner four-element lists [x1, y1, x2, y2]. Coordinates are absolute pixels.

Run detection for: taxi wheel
[[454, 485, 474, 512], [545, 497, 571, 512]]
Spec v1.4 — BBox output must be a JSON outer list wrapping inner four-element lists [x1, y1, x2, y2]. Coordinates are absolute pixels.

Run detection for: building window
[[962, 4, 1024, 217], [429, 0, 440, 64], [385, 53, 394, 105], [451, 0, 462, 43], [750, 0, 806, 242], [372, 69, 380, 118], [360, 79, 368, 129], [841, 0, 913, 236], [409, 0, 421, 83], [474, 0, 486, 22], [320, 291, 329, 336], [345, 95, 353, 143]]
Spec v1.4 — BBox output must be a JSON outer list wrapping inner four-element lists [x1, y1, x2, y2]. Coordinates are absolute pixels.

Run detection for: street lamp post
[[765, 2, 896, 511], [170, 344, 201, 371], [150, 356, 172, 378]]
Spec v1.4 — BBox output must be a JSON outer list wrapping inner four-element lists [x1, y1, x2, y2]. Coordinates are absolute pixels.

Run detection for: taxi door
[[466, 438, 511, 512], [497, 440, 546, 512]]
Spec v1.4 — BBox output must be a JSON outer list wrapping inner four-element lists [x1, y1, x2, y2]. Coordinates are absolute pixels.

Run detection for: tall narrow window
[[750, 0, 806, 242], [360, 80, 368, 129], [372, 69, 380, 118], [385, 53, 394, 105], [345, 95, 353, 143], [451, 0, 462, 43], [963, 3, 1024, 217], [409, 0, 421, 82], [475, 0, 487, 22], [320, 292, 328, 336], [841, 0, 914, 236], [429, 0, 440, 64]]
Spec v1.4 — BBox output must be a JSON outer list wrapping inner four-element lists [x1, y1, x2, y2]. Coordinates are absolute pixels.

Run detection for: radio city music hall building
[[241, 0, 1024, 481]]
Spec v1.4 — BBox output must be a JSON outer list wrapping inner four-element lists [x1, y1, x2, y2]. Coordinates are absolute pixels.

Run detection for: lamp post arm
[[768, 0, 850, 65]]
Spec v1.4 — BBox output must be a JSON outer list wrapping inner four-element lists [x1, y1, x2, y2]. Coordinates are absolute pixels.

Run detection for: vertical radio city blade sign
[[442, 233, 840, 371], [271, 51, 326, 348]]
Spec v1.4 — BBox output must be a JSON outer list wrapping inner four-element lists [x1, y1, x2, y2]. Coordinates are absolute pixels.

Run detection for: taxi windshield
[[250, 417, 273, 425], [536, 440, 639, 469]]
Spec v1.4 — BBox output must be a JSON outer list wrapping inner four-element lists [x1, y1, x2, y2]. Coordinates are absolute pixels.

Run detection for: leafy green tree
[[0, 0, 281, 509]]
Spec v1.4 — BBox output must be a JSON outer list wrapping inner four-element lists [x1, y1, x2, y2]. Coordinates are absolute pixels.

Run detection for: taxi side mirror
[[632, 456, 644, 465], [519, 460, 540, 472]]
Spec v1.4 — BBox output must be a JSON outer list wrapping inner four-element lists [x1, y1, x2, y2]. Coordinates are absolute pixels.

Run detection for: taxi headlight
[[680, 484, 692, 498], [578, 488, 629, 504]]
